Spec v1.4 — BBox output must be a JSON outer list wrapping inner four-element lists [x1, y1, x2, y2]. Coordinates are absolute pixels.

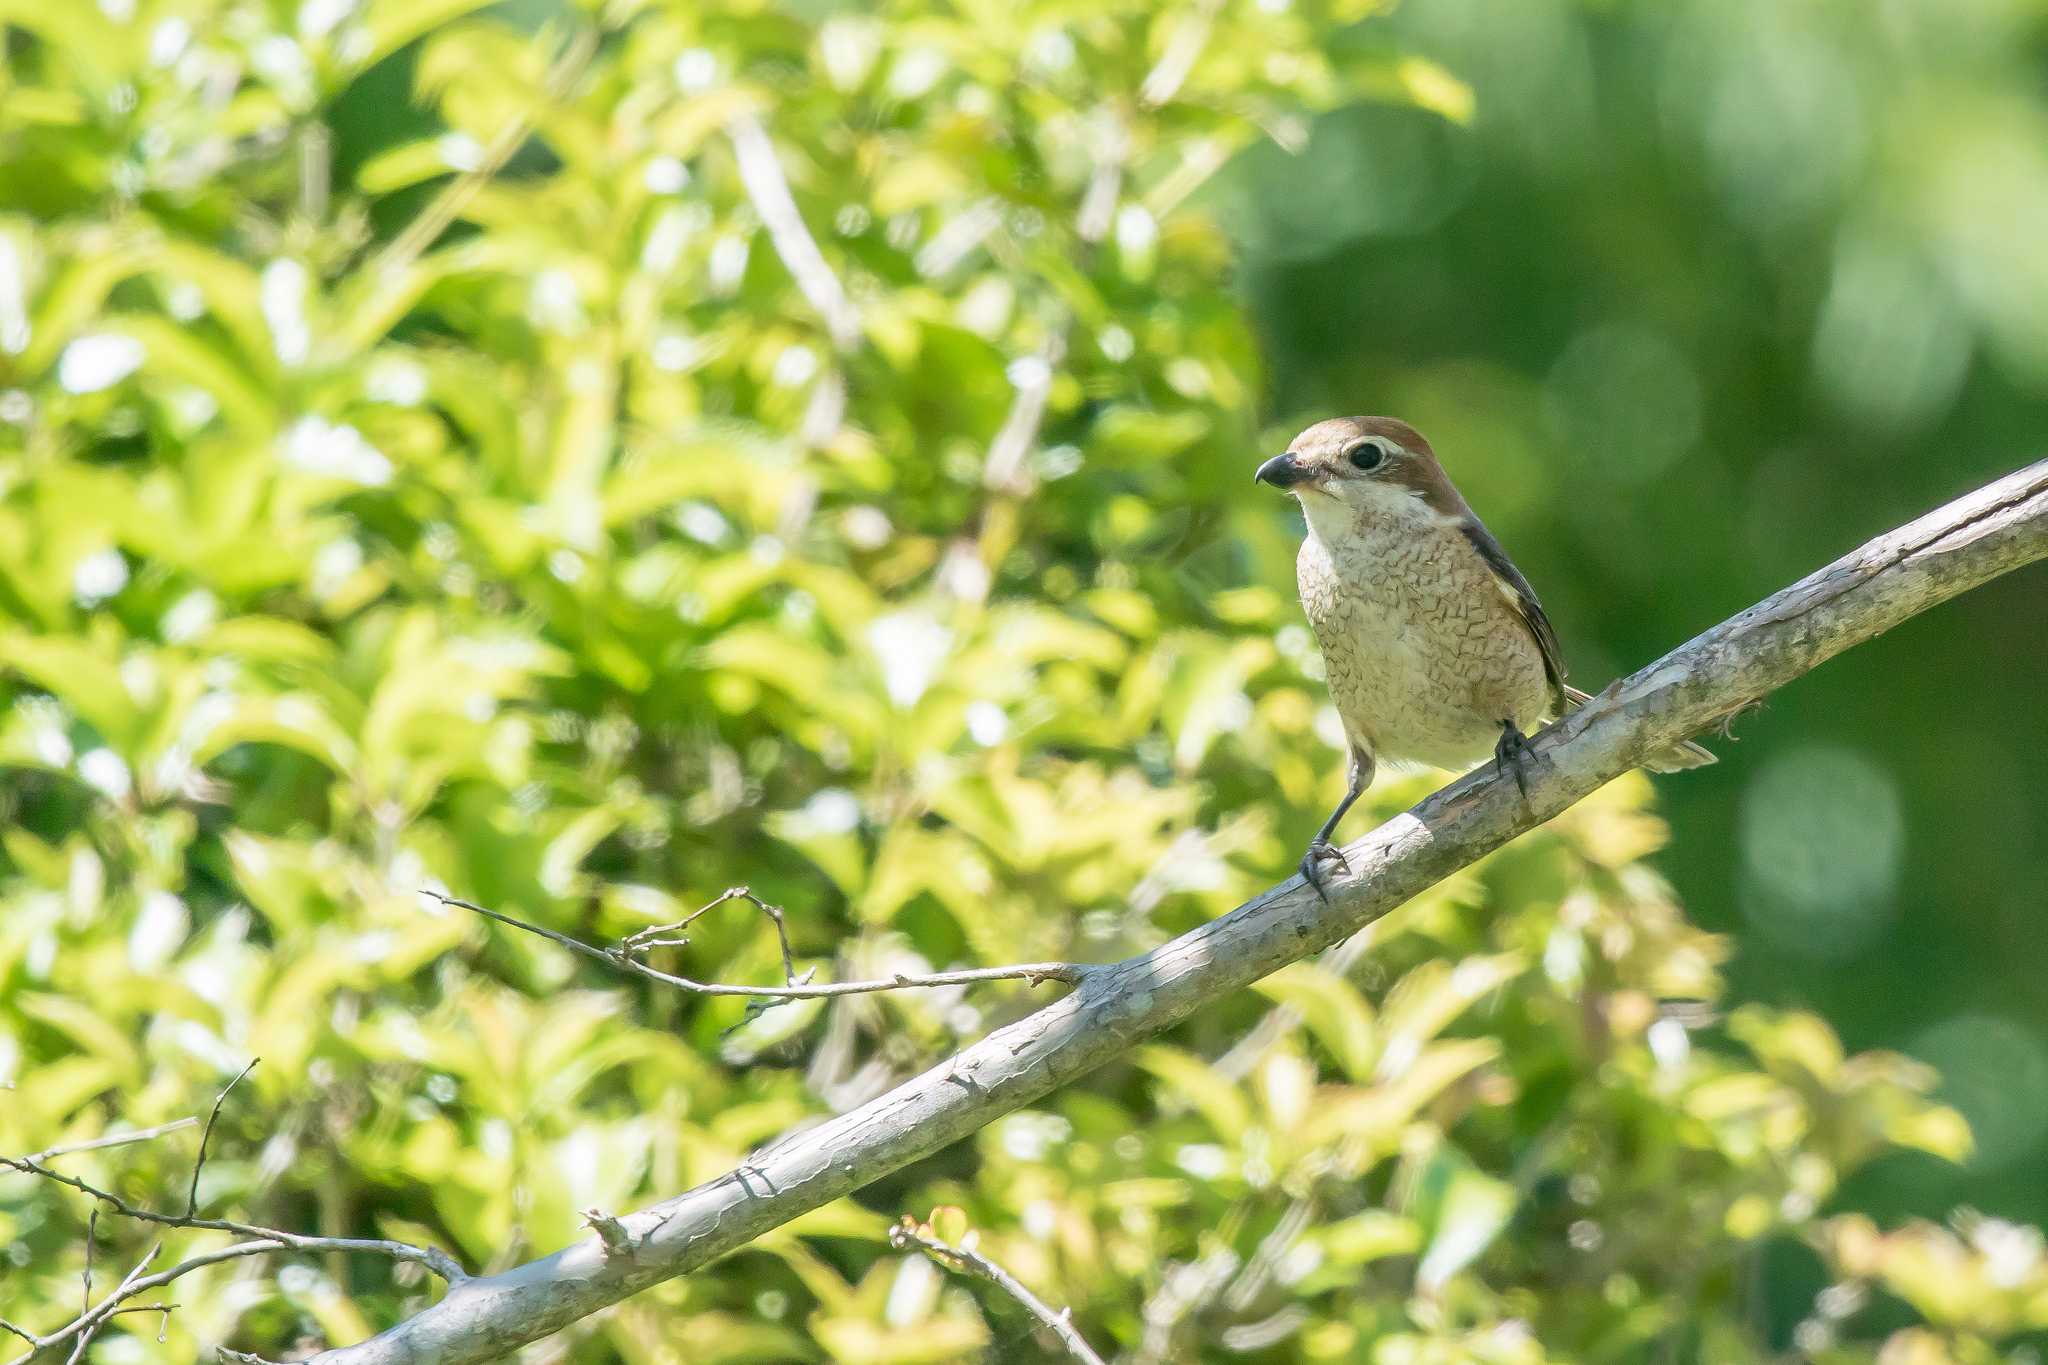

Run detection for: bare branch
[[0, 1146, 467, 1285], [24, 1118, 199, 1166], [187, 1059, 257, 1218], [726, 112, 861, 351], [64, 1242, 158, 1365], [429, 889, 1093, 998], [1134, 1246, 1241, 1365], [2, 1225, 439, 1365], [83, 1207, 96, 1320], [618, 885, 798, 982], [295, 460, 2048, 1364], [982, 338, 1065, 495], [889, 1218, 1106, 1365], [7, 1241, 278, 1364], [917, 198, 1007, 277]]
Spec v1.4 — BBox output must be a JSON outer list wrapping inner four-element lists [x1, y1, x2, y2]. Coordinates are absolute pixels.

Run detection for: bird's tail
[[1641, 738, 1717, 771], [1562, 685, 1716, 772]]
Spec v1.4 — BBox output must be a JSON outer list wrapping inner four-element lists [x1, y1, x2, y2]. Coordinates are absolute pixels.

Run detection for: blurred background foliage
[[0, 0, 2043, 1360]]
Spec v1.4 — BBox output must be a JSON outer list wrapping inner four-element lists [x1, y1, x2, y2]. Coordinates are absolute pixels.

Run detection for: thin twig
[[187, 1059, 258, 1218], [3, 1096, 464, 1350], [982, 336, 1065, 495], [915, 197, 1005, 277], [64, 1241, 158, 1365], [0, 1302, 180, 1357], [5, 1241, 275, 1364], [1134, 1246, 1241, 1365], [24, 1118, 199, 1166], [83, 1207, 96, 1318], [0, 1149, 467, 1283], [619, 886, 799, 984], [2, 1228, 430, 1364], [429, 890, 1092, 998], [890, 1219, 1107, 1365], [726, 112, 860, 350]]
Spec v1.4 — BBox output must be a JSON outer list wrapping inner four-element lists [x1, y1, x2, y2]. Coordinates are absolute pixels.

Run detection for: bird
[[1255, 415, 1714, 896]]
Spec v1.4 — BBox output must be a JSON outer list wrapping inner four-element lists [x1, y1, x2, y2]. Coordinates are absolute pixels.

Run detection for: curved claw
[[1299, 840, 1350, 902]]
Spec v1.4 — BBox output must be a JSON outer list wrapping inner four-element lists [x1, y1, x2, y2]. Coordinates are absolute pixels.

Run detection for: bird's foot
[[1300, 840, 1349, 902], [1494, 720, 1535, 799]]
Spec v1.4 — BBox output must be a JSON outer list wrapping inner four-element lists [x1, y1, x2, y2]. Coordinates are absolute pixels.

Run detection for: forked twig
[[619, 886, 800, 985], [0, 1142, 467, 1282], [1, 1085, 469, 1365], [890, 1218, 1107, 1365], [6, 1240, 291, 1364], [62, 1242, 159, 1365], [429, 888, 1094, 999]]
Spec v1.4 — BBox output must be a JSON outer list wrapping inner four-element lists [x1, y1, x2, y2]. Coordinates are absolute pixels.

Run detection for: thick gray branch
[[309, 460, 2048, 1363]]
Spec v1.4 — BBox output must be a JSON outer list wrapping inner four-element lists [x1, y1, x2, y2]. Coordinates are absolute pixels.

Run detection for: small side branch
[[62, 1242, 160, 1365], [889, 1218, 1107, 1365], [2, 1096, 468, 1365], [581, 1209, 633, 1257], [982, 337, 1065, 495], [0, 1154, 464, 1284], [187, 1058, 257, 1217], [618, 886, 800, 983], [726, 112, 861, 350], [428, 888, 1094, 999], [23, 1118, 198, 1166], [7, 1240, 288, 1364]]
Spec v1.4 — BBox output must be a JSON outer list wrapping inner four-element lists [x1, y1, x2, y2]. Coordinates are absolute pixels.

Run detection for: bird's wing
[[1458, 516, 1569, 713]]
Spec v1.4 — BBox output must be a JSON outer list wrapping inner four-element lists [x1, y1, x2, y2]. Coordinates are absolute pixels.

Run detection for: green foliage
[[0, 1, 2030, 1362]]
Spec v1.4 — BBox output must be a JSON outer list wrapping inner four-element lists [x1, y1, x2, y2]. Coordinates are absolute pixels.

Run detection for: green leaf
[[1135, 1045, 1253, 1140], [1251, 962, 1377, 1081], [1410, 1144, 1517, 1292]]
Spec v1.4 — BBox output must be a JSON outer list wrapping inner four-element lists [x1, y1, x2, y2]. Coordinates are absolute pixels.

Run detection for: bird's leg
[[1302, 746, 1373, 901], [1494, 719, 1535, 799]]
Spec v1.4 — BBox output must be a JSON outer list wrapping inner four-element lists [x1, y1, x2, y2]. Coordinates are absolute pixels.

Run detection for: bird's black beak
[[1254, 452, 1311, 489]]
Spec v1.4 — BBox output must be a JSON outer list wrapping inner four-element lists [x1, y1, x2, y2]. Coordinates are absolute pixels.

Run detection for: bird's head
[[1254, 416, 1462, 524]]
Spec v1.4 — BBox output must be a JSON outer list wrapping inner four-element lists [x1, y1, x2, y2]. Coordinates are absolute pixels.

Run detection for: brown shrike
[[1257, 415, 1713, 895]]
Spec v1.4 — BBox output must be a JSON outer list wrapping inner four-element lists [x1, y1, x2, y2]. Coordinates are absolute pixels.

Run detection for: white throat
[[1298, 481, 1447, 545]]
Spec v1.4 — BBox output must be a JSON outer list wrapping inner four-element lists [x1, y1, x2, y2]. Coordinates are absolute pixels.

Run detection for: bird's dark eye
[[1346, 440, 1387, 471]]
